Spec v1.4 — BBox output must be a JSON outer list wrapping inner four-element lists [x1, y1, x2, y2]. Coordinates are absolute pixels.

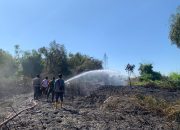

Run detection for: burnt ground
[[1, 86, 180, 130]]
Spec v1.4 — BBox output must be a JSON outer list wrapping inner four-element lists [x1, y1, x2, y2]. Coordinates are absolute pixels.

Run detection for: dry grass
[[165, 104, 180, 122], [136, 94, 180, 122], [100, 96, 122, 111]]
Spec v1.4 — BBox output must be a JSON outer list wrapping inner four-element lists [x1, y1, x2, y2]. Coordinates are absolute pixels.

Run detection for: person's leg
[[45, 87, 48, 95], [42, 87, 46, 96], [47, 88, 51, 101], [60, 92, 64, 108], [55, 92, 58, 102], [39, 87, 41, 98], [52, 91, 55, 102], [34, 87, 39, 100], [37, 87, 40, 100], [55, 92, 59, 109], [42, 87, 44, 95], [34, 87, 36, 100]]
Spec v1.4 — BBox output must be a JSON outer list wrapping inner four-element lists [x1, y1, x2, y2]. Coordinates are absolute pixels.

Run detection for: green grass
[[133, 72, 180, 90], [132, 80, 180, 90]]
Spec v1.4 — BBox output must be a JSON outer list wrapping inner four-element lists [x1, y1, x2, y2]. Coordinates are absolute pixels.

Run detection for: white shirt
[[41, 79, 48, 88]]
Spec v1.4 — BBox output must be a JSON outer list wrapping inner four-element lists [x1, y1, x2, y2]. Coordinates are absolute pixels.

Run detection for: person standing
[[54, 74, 65, 109], [41, 76, 49, 96], [32, 74, 40, 100], [47, 77, 55, 102]]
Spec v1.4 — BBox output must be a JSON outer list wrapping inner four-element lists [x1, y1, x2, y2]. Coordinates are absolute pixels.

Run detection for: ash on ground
[[1, 85, 180, 130]]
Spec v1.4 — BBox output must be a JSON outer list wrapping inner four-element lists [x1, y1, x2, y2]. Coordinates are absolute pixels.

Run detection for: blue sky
[[0, 0, 180, 76]]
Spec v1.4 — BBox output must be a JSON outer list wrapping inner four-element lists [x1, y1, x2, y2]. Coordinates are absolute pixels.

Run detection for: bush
[[139, 74, 153, 81], [169, 72, 180, 81], [138, 63, 162, 81], [133, 78, 179, 90], [169, 72, 180, 87]]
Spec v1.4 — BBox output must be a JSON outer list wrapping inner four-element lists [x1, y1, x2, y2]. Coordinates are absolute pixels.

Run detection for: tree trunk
[[129, 77, 131, 87]]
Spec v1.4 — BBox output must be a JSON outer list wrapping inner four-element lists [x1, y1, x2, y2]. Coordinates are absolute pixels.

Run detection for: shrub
[[169, 72, 180, 87], [132, 79, 179, 90], [138, 63, 162, 81]]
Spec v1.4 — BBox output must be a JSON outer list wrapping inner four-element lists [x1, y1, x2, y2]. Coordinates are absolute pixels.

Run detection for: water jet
[[65, 69, 128, 96]]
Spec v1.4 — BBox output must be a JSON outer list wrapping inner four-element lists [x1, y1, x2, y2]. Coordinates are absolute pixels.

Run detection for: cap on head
[[58, 74, 62, 78]]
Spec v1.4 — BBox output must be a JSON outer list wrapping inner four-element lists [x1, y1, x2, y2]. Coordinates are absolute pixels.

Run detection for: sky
[[0, 0, 180, 76]]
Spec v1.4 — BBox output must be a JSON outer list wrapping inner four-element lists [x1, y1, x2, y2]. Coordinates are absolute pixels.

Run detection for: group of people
[[32, 74, 65, 108]]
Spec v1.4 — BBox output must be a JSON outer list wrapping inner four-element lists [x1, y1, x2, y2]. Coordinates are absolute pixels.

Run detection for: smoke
[[0, 50, 32, 98], [0, 66, 18, 98], [65, 69, 128, 96]]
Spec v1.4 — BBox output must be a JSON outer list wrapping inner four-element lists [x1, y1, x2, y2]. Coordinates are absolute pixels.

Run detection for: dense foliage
[[0, 41, 103, 78], [68, 52, 102, 74], [169, 6, 180, 48], [21, 50, 44, 77], [169, 72, 180, 87], [138, 63, 162, 81], [39, 41, 70, 76], [0, 49, 18, 78], [132, 63, 180, 90], [0, 42, 103, 97]]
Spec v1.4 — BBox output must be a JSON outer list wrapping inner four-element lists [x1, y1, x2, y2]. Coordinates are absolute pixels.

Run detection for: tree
[[0, 49, 18, 78], [14, 44, 20, 60], [68, 53, 102, 74], [21, 50, 44, 77], [38, 41, 102, 76], [14, 44, 23, 75], [138, 63, 162, 81], [39, 41, 70, 76], [139, 63, 153, 75], [125, 64, 135, 87], [169, 6, 180, 48]]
